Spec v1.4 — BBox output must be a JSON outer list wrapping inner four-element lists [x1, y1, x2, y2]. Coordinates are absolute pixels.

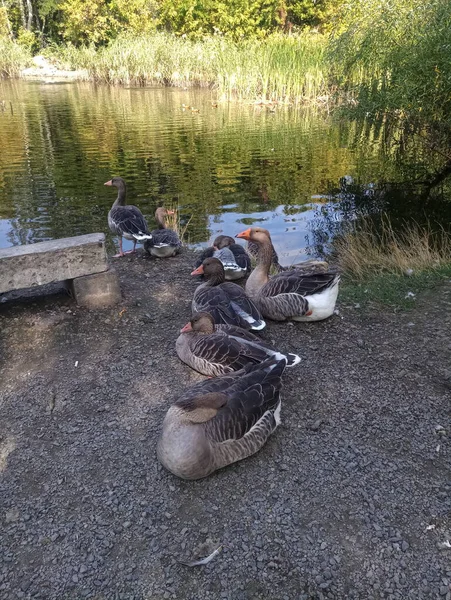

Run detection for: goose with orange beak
[[176, 312, 300, 377], [144, 207, 181, 258], [236, 227, 340, 322], [190, 258, 265, 330]]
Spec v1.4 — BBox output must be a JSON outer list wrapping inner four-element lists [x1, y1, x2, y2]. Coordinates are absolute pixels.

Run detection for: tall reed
[[0, 37, 31, 78], [47, 32, 329, 104], [334, 216, 451, 280]]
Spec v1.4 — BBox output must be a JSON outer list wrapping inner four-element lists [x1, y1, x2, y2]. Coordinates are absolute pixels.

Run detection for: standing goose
[[105, 177, 152, 257], [145, 207, 182, 258], [236, 227, 340, 321], [176, 312, 300, 377], [191, 258, 265, 331], [194, 235, 251, 281], [157, 358, 286, 480]]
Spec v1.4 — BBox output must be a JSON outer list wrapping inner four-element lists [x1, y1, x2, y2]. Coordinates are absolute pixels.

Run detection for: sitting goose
[[105, 177, 152, 257], [157, 358, 286, 480], [191, 258, 265, 330], [144, 207, 181, 258], [194, 235, 251, 281], [236, 227, 340, 321], [176, 312, 300, 376]]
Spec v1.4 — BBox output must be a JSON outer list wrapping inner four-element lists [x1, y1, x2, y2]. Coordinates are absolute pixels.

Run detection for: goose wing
[[215, 324, 300, 367], [109, 205, 150, 237], [149, 228, 181, 248], [188, 332, 270, 372], [220, 282, 265, 330], [193, 286, 254, 328], [204, 358, 285, 442], [229, 243, 252, 271], [261, 271, 339, 298], [213, 247, 239, 267]]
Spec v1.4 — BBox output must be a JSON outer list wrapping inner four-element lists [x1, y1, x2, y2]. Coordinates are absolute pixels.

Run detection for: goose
[[144, 207, 182, 258], [157, 358, 286, 480], [105, 177, 152, 257], [191, 258, 265, 330], [236, 227, 340, 321], [176, 312, 300, 376], [194, 235, 251, 281]]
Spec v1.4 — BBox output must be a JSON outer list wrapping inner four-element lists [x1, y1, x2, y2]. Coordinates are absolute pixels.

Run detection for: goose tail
[[132, 232, 153, 241], [249, 318, 266, 331], [285, 352, 301, 367]]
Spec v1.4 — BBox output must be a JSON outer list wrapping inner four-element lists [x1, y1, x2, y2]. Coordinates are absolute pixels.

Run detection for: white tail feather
[[132, 233, 152, 241]]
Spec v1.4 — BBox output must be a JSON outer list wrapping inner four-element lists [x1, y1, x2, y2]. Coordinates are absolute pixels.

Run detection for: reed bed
[[48, 32, 329, 104], [334, 216, 451, 280], [0, 37, 31, 78]]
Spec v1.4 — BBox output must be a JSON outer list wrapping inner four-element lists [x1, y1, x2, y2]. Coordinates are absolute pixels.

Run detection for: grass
[[334, 216, 451, 308], [165, 207, 192, 244], [339, 265, 451, 310], [45, 32, 329, 104], [0, 36, 32, 78]]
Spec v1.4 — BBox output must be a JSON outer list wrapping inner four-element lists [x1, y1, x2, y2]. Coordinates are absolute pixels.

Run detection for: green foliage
[[330, 0, 451, 124], [56, 0, 158, 45], [287, 0, 343, 30], [58, 0, 110, 45], [16, 27, 38, 52], [159, 0, 279, 40]]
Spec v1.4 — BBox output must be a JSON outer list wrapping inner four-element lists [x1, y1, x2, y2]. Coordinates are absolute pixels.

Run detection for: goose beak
[[191, 265, 204, 276], [236, 228, 251, 240], [104, 180, 113, 186], [180, 322, 193, 333]]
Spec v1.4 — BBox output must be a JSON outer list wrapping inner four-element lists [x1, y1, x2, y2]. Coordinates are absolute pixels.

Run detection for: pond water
[[0, 79, 450, 264]]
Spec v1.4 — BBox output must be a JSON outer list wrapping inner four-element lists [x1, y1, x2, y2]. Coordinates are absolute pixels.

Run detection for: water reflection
[[0, 80, 450, 262]]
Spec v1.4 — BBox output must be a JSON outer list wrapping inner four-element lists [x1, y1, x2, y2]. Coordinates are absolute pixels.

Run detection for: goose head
[[180, 312, 215, 334], [190, 257, 225, 282], [104, 176, 126, 190], [235, 227, 271, 244], [213, 235, 235, 250]]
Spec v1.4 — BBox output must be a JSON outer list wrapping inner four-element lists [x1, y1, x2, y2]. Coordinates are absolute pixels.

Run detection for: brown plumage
[[236, 227, 340, 322], [191, 258, 265, 330], [176, 312, 300, 376], [157, 358, 286, 480], [144, 208, 181, 258]]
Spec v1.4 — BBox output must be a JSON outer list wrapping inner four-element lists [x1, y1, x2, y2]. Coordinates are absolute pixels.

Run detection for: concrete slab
[[0, 233, 108, 294]]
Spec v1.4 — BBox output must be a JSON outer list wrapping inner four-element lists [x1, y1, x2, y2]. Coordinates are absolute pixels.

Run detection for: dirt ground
[[1, 249, 450, 600]]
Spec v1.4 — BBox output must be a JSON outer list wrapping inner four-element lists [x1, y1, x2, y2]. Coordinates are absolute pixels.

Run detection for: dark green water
[[0, 79, 449, 263]]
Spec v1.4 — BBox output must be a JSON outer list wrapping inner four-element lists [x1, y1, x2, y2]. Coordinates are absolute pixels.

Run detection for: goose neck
[[246, 239, 272, 297], [112, 183, 127, 207]]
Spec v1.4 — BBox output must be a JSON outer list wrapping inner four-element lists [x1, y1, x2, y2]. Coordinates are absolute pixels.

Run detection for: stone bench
[[0, 233, 121, 308]]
